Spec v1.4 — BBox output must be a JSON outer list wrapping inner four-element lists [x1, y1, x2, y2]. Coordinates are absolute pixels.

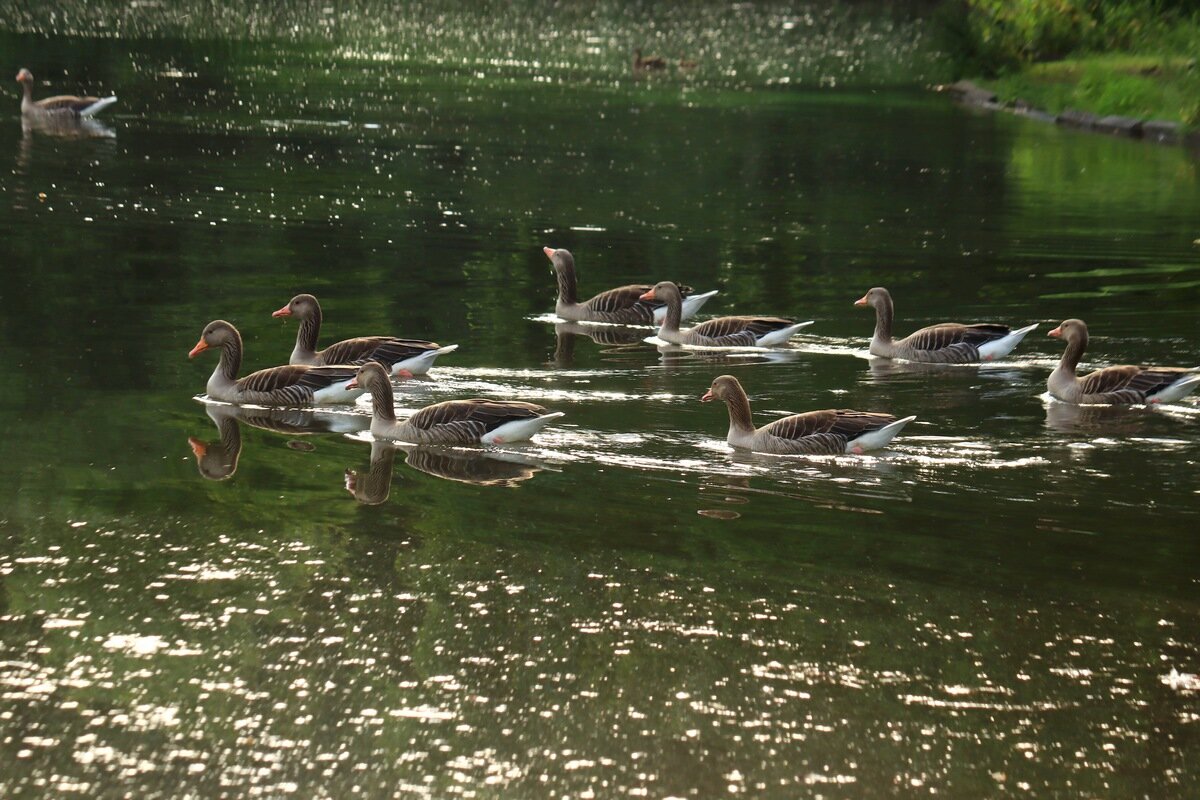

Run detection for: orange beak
[[543, 246, 555, 259], [188, 437, 207, 458], [346, 376, 360, 390], [395, 369, 414, 380], [188, 338, 208, 358], [639, 289, 657, 301], [700, 389, 714, 402], [272, 304, 292, 318], [853, 295, 868, 307], [1048, 327, 1062, 338]]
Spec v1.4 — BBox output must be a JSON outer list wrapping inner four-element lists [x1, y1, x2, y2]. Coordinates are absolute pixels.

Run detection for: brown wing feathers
[[319, 336, 437, 366], [37, 95, 101, 113], [763, 409, 895, 442], [409, 399, 547, 434], [1079, 366, 1193, 400], [902, 323, 1010, 352]]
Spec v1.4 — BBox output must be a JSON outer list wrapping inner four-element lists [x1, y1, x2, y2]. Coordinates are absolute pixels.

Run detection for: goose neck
[[724, 387, 756, 436], [294, 308, 322, 358], [555, 263, 578, 305], [872, 295, 894, 343], [366, 378, 397, 422], [1060, 331, 1087, 374], [661, 290, 683, 332]]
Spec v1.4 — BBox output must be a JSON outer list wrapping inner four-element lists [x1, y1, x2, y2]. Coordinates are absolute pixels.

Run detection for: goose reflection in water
[[188, 402, 369, 481], [345, 439, 554, 501], [1042, 396, 1160, 435], [552, 321, 648, 367], [655, 342, 802, 368]]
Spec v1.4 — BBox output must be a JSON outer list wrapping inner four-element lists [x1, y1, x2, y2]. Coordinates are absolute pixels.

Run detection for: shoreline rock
[[936, 82, 1197, 153]]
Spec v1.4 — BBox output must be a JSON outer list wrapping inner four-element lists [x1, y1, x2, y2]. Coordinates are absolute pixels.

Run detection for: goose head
[[15, 68, 32, 84], [639, 280, 683, 304], [701, 374, 743, 403], [346, 361, 411, 390], [1048, 318, 1088, 345], [854, 286, 890, 309], [272, 293, 320, 320], [189, 320, 239, 358], [543, 246, 574, 275]]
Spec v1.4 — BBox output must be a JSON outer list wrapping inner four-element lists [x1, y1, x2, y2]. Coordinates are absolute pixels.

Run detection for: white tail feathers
[[1150, 373, 1200, 404], [756, 320, 815, 347], [481, 412, 565, 444], [393, 343, 459, 376], [80, 96, 117, 118], [979, 323, 1038, 361], [846, 415, 916, 453]]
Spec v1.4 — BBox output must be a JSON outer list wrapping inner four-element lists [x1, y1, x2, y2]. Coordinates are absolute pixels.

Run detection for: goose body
[[189, 320, 363, 406], [642, 281, 812, 347], [273, 293, 456, 376], [351, 362, 564, 445], [702, 375, 914, 455], [1047, 319, 1200, 405], [633, 49, 667, 71], [544, 247, 716, 325], [17, 68, 116, 120], [855, 287, 1035, 363]]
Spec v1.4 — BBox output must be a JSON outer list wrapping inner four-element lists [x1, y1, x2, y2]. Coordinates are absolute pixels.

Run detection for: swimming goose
[[633, 49, 667, 71], [17, 68, 116, 119], [350, 362, 564, 445], [189, 320, 363, 406], [544, 247, 717, 325], [272, 293, 457, 375], [702, 375, 915, 455], [855, 287, 1036, 363], [1047, 318, 1200, 404], [642, 281, 812, 346]]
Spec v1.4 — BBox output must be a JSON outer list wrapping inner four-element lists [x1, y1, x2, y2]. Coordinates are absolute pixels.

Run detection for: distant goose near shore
[[350, 362, 564, 445], [702, 375, 915, 455], [641, 281, 811, 347], [17, 68, 116, 120], [544, 247, 717, 325], [633, 49, 667, 71], [855, 287, 1036, 363], [272, 293, 457, 376], [1047, 318, 1200, 404], [189, 320, 363, 406]]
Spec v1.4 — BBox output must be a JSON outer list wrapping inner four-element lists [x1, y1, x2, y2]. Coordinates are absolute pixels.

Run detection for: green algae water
[[1, 2, 1198, 797]]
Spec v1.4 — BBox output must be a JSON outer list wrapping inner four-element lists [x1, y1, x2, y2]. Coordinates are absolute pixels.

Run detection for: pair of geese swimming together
[[189, 249, 1200, 456]]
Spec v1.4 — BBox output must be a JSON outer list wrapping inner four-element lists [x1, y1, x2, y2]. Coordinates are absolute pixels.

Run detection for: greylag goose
[[350, 362, 564, 445], [854, 287, 1036, 363], [544, 247, 716, 325], [189, 320, 363, 405], [272, 293, 457, 375], [1047, 318, 1200, 404], [633, 49, 667, 71], [702, 375, 916, 455], [642, 281, 812, 347], [17, 68, 116, 120]]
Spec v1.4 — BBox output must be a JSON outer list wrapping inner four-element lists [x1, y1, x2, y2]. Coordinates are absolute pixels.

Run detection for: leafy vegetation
[[936, 1, 1200, 127]]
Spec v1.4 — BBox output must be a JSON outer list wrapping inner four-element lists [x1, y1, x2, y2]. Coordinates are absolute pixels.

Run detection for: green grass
[[982, 54, 1200, 128]]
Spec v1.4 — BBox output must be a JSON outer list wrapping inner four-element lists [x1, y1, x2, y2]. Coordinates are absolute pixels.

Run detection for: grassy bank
[[939, 1, 1200, 129], [986, 54, 1199, 128]]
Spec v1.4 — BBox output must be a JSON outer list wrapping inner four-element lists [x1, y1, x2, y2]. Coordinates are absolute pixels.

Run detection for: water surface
[[1, 2, 1199, 797]]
